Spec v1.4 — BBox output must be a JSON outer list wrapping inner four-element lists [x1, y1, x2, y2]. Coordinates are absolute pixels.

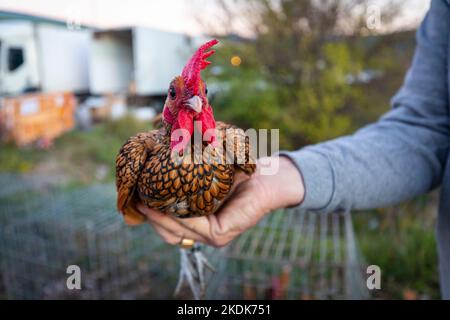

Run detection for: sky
[[0, 0, 431, 36]]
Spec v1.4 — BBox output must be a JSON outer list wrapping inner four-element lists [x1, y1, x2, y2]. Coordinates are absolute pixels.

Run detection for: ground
[[0, 117, 441, 299]]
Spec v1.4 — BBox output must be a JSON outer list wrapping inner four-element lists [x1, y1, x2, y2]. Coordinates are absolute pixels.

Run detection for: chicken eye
[[205, 85, 208, 95], [169, 86, 176, 99]]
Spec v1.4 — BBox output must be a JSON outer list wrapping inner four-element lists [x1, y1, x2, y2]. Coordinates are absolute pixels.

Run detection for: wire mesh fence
[[0, 173, 370, 299], [205, 209, 369, 299]]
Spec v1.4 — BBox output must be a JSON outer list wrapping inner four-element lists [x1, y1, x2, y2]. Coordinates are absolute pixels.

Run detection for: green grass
[[0, 144, 44, 173], [354, 198, 440, 299], [0, 116, 150, 184]]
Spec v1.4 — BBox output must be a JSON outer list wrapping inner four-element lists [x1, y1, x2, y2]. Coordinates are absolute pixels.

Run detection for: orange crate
[[0, 92, 76, 146]]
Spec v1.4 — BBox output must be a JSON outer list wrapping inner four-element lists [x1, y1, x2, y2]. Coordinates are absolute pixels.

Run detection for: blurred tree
[[201, 0, 409, 149]]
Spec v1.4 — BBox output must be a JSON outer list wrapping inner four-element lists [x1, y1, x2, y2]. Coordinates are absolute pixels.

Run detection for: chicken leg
[[174, 243, 215, 300]]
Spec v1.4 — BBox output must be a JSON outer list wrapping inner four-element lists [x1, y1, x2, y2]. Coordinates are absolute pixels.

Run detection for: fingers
[[209, 178, 269, 246], [149, 218, 208, 244], [233, 171, 250, 185], [151, 223, 182, 245], [175, 180, 254, 247], [134, 170, 266, 248], [172, 215, 232, 247], [172, 175, 262, 247], [136, 203, 208, 244], [174, 215, 213, 241]]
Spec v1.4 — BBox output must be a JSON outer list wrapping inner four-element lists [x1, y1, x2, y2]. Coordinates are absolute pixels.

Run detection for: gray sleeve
[[279, 0, 450, 213]]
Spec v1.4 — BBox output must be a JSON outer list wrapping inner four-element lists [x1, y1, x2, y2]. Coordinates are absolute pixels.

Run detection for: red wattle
[[163, 107, 175, 125], [170, 109, 194, 151], [196, 106, 217, 146]]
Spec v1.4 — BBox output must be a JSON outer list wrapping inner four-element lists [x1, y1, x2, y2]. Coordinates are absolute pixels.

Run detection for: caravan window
[[8, 47, 24, 72]]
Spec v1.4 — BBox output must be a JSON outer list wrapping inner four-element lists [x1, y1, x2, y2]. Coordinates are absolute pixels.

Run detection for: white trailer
[[89, 27, 204, 97], [0, 21, 90, 96]]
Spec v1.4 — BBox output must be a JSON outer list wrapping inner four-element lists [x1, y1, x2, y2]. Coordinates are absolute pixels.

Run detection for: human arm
[[279, 0, 450, 213], [138, 0, 450, 246]]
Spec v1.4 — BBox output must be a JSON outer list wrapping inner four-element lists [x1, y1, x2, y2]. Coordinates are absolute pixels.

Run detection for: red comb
[[182, 39, 218, 95]]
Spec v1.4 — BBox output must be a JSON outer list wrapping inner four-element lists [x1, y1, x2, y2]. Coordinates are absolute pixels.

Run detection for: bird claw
[[174, 244, 215, 300]]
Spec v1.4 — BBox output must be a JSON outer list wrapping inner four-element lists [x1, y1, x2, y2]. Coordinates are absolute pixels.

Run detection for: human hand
[[137, 156, 304, 247]]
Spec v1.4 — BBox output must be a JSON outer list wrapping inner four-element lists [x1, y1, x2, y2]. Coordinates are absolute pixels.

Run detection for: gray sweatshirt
[[279, 0, 450, 299]]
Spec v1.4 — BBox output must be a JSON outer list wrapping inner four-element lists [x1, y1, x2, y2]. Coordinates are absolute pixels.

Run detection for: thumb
[[210, 176, 267, 240]]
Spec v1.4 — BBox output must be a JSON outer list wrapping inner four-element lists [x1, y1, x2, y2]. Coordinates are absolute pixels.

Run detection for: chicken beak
[[186, 95, 202, 113]]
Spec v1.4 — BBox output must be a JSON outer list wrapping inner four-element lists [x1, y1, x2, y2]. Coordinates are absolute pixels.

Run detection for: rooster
[[115, 39, 256, 299]]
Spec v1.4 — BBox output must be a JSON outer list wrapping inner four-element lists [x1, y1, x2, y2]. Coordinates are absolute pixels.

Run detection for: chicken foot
[[174, 244, 215, 300]]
